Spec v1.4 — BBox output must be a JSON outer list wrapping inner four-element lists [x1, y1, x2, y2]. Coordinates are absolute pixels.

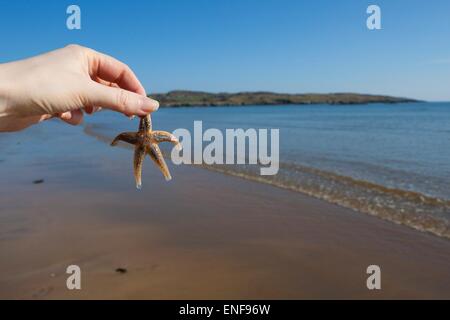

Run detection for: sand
[[0, 122, 449, 299]]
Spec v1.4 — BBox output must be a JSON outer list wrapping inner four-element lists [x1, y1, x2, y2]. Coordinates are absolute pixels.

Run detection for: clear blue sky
[[1, 0, 450, 101]]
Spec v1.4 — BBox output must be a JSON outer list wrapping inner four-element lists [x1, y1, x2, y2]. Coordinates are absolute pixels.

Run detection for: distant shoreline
[[150, 90, 421, 108]]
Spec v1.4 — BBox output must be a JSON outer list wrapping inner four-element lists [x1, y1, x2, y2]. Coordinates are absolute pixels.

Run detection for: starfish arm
[[147, 143, 172, 181], [151, 130, 182, 150], [134, 145, 146, 189], [111, 132, 138, 146], [139, 114, 152, 133]]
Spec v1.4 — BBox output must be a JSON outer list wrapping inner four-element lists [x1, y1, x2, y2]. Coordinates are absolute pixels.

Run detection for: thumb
[[84, 82, 159, 116]]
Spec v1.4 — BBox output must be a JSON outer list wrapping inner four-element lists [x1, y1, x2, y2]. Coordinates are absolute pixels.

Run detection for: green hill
[[150, 90, 419, 107]]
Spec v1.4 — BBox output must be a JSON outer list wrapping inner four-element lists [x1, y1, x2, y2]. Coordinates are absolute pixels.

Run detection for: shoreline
[[151, 91, 420, 108], [156, 101, 420, 109], [0, 122, 449, 299], [84, 122, 450, 240]]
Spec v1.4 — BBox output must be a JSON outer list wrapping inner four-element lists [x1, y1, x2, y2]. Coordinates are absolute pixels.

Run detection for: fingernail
[[39, 114, 53, 122], [140, 97, 159, 112], [60, 112, 72, 120]]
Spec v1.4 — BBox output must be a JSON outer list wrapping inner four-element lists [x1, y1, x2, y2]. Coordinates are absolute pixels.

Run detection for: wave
[[84, 123, 450, 240]]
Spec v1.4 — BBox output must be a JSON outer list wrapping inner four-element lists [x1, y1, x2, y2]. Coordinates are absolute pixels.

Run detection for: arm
[[0, 44, 159, 132]]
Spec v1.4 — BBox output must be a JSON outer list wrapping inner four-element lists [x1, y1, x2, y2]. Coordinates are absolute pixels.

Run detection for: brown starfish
[[110, 114, 181, 189]]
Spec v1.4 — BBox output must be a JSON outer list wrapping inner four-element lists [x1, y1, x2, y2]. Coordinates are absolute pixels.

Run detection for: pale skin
[[0, 44, 159, 132]]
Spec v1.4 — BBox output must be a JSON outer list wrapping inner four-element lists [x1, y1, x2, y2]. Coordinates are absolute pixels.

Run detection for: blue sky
[[0, 0, 450, 101]]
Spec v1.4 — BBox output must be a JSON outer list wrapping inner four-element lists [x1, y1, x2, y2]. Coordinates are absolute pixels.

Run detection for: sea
[[85, 102, 450, 238]]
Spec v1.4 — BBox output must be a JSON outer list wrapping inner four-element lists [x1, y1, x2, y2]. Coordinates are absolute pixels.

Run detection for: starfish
[[110, 114, 181, 189]]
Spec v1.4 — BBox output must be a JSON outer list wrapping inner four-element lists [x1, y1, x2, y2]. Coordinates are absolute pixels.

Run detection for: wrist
[[0, 63, 15, 118], [0, 64, 7, 111], [0, 60, 21, 104]]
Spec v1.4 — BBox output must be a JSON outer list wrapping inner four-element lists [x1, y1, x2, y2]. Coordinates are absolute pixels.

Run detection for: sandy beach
[[0, 119, 449, 299]]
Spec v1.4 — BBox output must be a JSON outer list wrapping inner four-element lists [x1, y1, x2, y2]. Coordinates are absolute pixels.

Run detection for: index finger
[[85, 48, 147, 96]]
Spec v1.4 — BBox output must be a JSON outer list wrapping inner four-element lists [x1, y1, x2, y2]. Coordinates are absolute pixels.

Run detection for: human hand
[[0, 44, 159, 132]]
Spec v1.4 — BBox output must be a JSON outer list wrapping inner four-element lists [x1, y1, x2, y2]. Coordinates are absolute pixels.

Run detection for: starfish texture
[[111, 114, 181, 189]]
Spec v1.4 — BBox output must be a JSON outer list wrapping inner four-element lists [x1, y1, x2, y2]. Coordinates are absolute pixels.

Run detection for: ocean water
[[85, 102, 450, 238]]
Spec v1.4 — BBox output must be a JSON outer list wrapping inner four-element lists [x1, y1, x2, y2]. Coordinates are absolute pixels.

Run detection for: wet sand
[[0, 121, 449, 299]]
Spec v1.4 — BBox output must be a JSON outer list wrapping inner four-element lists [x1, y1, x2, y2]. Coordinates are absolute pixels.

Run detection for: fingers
[[85, 82, 159, 117], [92, 76, 119, 89], [77, 46, 159, 117], [39, 114, 54, 122], [86, 49, 146, 96], [60, 109, 84, 125], [84, 105, 102, 114]]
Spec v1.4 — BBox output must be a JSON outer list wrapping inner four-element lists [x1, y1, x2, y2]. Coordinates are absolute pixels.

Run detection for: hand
[[0, 44, 159, 132]]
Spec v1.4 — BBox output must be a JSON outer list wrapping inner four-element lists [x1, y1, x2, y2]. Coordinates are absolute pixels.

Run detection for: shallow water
[[84, 102, 450, 238], [2, 103, 450, 299]]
